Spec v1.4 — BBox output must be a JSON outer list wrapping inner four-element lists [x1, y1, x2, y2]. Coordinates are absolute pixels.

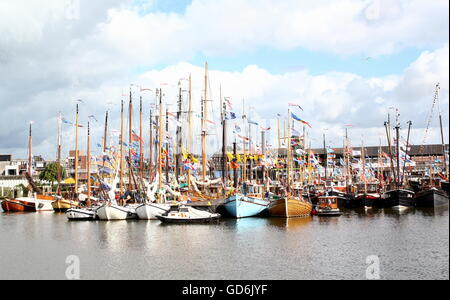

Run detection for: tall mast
[[158, 89, 163, 192], [402, 121, 412, 185], [261, 130, 267, 190], [102, 111, 109, 182], [436, 84, 448, 179], [345, 128, 350, 192], [242, 99, 247, 182], [57, 112, 62, 195], [74, 104, 79, 196], [395, 113, 401, 189], [128, 89, 133, 191], [187, 75, 193, 189], [222, 100, 228, 195], [149, 109, 153, 182], [362, 138, 367, 194], [165, 107, 170, 184], [323, 133, 327, 183], [176, 87, 183, 182], [28, 122, 33, 194], [119, 100, 124, 195], [87, 122, 91, 207], [139, 96, 144, 184], [384, 120, 396, 184], [201, 62, 209, 181], [277, 117, 281, 150], [287, 109, 292, 194]]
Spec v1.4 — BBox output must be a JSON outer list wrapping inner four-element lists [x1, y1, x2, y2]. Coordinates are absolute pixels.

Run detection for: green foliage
[[39, 162, 66, 183]]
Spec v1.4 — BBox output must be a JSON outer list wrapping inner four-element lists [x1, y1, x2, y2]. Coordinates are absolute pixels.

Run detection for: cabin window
[[180, 208, 189, 213]]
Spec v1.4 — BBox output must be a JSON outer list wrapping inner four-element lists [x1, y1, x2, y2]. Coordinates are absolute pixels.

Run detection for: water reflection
[[266, 217, 312, 231]]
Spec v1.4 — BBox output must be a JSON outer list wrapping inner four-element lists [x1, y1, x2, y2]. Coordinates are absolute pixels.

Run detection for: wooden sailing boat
[[53, 111, 79, 212], [268, 109, 312, 218], [2, 122, 54, 212]]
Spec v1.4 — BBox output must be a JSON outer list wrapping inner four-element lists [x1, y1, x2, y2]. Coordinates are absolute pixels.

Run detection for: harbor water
[[0, 207, 448, 280]]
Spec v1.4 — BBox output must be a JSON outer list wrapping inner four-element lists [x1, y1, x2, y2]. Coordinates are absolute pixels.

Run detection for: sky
[[0, 0, 448, 160]]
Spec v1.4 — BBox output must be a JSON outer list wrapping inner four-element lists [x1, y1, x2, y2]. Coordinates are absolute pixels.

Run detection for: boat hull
[[356, 194, 381, 208], [224, 194, 269, 218], [317, 209, 342, 217], [1, 199, 36, 212], [156, 215, 220, 224], [374, 189, 415, 208], [66, 208, 97, 221], [415, 188, 449, 208], [136, 203, 171, 220], [269, 198, 312, 218], [52, 199, 79, 212], [96, 205, 137, 221]]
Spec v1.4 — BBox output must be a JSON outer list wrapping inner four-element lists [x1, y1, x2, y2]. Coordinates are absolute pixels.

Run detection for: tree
[[39, 162, 66, 183]]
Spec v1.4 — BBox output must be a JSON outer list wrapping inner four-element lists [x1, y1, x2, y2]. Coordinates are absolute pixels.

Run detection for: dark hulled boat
[[415, 187, 449, 207], [375, 189, 415, 208]]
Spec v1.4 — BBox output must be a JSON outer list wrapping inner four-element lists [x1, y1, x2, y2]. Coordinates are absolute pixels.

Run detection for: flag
[[88, 115, 98, 122], [230, 161, 240, 169], [238, 135, 250, 141], [224, 98, 233, 109], [234, 124, 241, 133], [131, 133, 142, 143], [352, 150, 361, 156], [227, 152, 234, 161], [261, 126, 271, 131], [288, 103, 304, 111], [291, 113, 312, 128], [248, 119, 259, 126], [292, 128, 302, 137]]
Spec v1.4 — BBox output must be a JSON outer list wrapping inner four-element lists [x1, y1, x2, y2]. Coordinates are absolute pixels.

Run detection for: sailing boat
[[2, 122, 54, 212], [415, 84, 449, 207], [53, 111, 79, 212], [180, 63, 225, 205], [66, 122, 97, 220], [96, 96, 137, 220], [268, 109, 312, 218], [224, 113, 270, 218], [136, 90, 171, 220], [378, 111, 415, 209]]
